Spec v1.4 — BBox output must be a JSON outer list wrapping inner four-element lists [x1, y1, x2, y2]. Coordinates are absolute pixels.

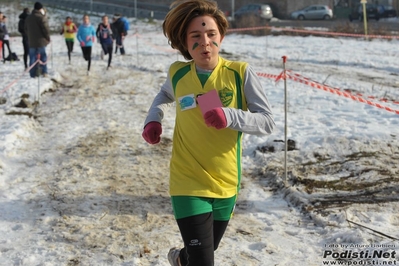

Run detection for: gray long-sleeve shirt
[[144, 63, 275, 136]]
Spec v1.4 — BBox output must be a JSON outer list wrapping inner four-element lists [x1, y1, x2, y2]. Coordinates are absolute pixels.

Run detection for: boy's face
[[83, 16, 90, 24], [186, 15, 224, 70], [102, 16, 108, 25]]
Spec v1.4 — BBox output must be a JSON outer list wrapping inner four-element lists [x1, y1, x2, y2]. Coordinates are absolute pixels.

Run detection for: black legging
[[176, 212, 229, 266], [2, 40, 11, 61], [22, 36, 29, 69], [101, 43, 113, 68], [81, 46, 92, 71], [115, 35, 125, 55], [65, 40, 74, 62]]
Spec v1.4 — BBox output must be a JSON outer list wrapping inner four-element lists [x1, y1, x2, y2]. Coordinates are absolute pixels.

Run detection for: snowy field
[[0, 3, 399, 266]]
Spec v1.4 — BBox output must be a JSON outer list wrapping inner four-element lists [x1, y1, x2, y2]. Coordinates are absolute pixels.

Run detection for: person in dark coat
[[18, 8, 30, 69], [24, 2, 51, 78], [0, 13, 4, 61], [111, 14, 126, 55]]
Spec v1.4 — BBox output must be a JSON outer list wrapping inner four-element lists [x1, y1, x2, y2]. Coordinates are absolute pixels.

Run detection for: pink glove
[[92, 36, 96, 42], [204, 108, 227, 129], [142, 122, 162, 144], [80, 41, 85, 47], [86, 36, 91, 41]]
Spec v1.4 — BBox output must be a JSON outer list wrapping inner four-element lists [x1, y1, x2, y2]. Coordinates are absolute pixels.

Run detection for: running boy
[[77, 14, 96, 74], [96, 15, 114, 70], [60, 16, 77, 64], [142, 1, 275, 265]]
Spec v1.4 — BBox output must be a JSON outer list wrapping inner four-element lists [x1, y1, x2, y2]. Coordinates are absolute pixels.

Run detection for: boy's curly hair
[[163, 0, 228, 60]]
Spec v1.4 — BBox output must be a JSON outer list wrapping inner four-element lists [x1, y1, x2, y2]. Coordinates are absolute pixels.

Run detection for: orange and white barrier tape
[[256, 72, 280, 80], [1, 56, 48, 95], [286, 71, 399, 106], [261, 69, 399, 115]]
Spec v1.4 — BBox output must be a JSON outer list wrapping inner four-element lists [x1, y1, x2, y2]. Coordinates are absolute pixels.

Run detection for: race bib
[[178, 94, 196, 111]]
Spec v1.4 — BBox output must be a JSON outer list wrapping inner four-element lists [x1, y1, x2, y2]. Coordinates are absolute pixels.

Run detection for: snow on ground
[[0, 3, 399, 266]]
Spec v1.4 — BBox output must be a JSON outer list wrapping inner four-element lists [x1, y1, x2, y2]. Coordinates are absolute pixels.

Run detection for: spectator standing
[[96, 15, 114, 70], [25, 2, 51, 78], [18, 8, 30, 69], [111, 14, 126, 55], [0, 12, 4, 61], [60, 16, 77, 64], [1, 15, 12, 63], [121, 16, 129, 35], [77, 14, 96, 75]]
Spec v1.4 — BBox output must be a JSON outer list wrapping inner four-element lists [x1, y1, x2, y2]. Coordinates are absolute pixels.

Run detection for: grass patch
[[5, 110, 36, 118], [297, 175, 396, 193]]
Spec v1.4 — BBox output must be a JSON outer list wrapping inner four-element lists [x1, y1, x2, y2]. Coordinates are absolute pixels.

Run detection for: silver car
[[234, 4, 274, 21], [291, 5, 333, 20]]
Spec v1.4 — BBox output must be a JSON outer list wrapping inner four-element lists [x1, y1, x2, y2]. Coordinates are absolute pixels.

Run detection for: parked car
[[348, 4, 380, 21], [290, 5, 333, 20], [377, 5, 398, 18], [234, 4, 273, 21]]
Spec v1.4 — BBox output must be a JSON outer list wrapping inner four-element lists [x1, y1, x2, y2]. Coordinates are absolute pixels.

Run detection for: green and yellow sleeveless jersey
[[62, 23, 76, 41], [169, 57, 248, 198]]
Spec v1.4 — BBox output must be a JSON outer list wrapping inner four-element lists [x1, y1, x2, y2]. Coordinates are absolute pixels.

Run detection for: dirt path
[[4, 64, 187, 265]]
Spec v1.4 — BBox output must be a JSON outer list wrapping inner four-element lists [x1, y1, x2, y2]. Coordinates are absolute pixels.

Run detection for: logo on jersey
[[219, 87, 233, 107]]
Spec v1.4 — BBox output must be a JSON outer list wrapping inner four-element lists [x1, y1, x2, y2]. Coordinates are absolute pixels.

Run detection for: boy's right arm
[[143, 80, 175, 126], [142, 73, 175, 144]]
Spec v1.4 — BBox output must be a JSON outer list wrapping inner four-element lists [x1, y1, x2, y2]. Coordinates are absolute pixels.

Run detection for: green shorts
[[171, 195, 237, 221]]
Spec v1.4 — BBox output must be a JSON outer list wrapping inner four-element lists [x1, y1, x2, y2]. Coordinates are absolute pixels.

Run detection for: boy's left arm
[[222, 65, 275, 135]]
